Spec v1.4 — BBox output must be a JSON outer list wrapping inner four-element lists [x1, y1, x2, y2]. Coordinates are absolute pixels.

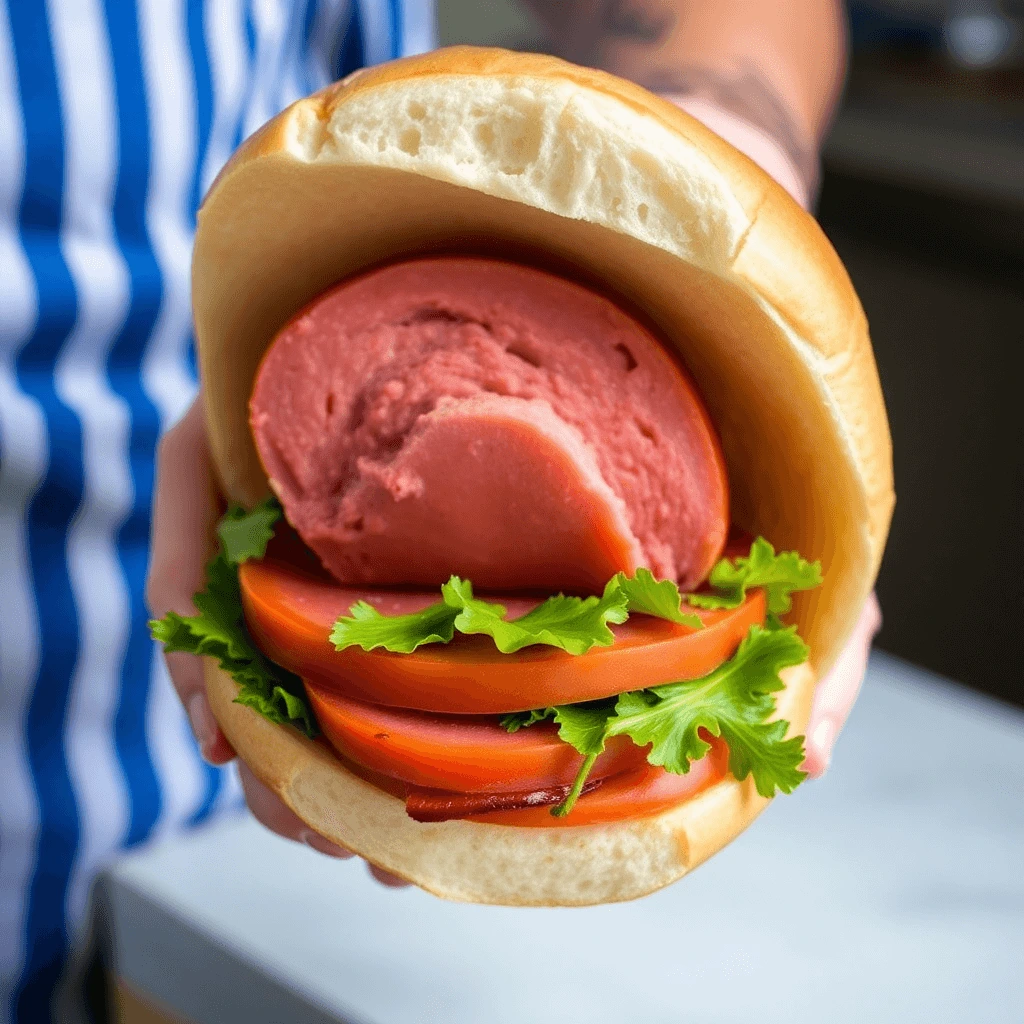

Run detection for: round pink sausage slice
[[250, 258, 728, 593]]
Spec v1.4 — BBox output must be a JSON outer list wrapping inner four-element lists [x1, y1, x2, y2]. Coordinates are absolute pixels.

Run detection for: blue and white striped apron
[[0, 2, 434, 1019]]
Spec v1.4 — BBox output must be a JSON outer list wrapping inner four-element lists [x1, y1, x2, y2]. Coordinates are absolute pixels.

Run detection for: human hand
[[146, 395, 408, 886], [802, 592, 881, 776]]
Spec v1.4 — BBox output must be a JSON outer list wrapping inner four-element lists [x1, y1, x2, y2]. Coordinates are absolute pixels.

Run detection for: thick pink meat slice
[[328, 393, 643, 592], [250, 258, 728, 592]]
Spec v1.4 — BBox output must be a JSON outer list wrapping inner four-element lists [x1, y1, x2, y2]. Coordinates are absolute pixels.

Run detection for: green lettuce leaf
[[605, 568, 703, 628], [500, 708, 556, 733], [329, 599, 458, 654], [331, 575, 629, 656], [551, 702, 618, 755], [216, 497, 281, 565], [328, 538, 823, 657], [507, 624, 809, 816], [150, 549, 316, 736], [443, 576, 629, 655], [610, 625, 809, 794], [687, 537, 822, 626], [499, 703, 616, 753]]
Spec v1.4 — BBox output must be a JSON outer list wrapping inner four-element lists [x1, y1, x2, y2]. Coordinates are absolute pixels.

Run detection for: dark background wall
[[818, 51, 1024, 707], [818, 173, 1023, 706]]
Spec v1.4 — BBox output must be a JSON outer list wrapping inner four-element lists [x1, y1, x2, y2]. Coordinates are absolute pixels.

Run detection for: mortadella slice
[[308, 393, 643, 592], [250, 257, 728, 592]]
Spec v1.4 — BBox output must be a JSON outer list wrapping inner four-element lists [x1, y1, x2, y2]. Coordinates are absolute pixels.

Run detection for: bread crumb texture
[[291, 75, 748, 274]]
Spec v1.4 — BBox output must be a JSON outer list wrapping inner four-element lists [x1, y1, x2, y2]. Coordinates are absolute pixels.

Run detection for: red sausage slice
[[305, 682, 649, 794], [250, 257, 728, 592], [325, 731, 728, 828], [325, 392, 644, 594], [239, 557, 767, 714]]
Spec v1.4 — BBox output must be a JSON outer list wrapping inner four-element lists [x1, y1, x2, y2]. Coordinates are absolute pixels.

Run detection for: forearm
[[522, 0, 847, 204]]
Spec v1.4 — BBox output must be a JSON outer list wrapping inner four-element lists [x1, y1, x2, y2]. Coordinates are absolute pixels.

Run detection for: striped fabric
[[0, 2, 434, 1020]]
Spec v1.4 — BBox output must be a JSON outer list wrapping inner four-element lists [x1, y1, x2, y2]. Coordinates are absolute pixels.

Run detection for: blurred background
[[441, 0, 1024, 709]]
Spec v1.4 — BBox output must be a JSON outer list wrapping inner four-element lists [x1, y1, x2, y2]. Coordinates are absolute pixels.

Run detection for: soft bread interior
[[194, 47, 893, 676], [207, 658, 816, 907]]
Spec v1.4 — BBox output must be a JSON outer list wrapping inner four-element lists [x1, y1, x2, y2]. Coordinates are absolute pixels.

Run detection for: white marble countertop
[[95, 652, 1024, 1024]]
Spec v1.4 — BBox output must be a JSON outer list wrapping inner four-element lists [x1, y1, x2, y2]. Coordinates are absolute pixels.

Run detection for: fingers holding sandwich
[[148, 395, 410, 883], [237, 762, 350, 858], [803, 592, 882, 777], [238, 762, 412, 887], [147, 395, 235, 766]]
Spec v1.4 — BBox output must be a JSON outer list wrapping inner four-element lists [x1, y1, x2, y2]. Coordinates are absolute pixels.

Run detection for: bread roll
[[193, 47, 893, 905]]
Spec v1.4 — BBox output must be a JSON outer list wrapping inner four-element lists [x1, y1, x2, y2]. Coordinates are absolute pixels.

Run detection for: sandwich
[[152, 47, 893, 906]]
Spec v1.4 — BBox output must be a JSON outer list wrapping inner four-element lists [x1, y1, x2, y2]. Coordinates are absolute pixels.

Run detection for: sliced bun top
[[193, 46, 894, 674]]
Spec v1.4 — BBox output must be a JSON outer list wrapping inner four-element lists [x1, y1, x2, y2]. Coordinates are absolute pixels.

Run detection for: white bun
[[192, 47, 893, 905]]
